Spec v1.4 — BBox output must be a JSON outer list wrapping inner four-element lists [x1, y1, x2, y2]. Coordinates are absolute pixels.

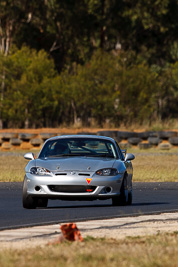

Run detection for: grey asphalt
[[0, 182, 178, 230]]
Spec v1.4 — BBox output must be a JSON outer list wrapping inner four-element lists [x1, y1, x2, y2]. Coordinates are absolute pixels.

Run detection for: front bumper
[[24, 172, 124, 200]]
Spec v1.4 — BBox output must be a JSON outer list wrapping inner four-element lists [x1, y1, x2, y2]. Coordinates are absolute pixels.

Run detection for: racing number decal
[[86, 178, 92, 184]]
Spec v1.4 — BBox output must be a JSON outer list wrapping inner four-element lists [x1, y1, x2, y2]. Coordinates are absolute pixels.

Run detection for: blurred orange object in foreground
[[60, 223, 83, 242], [48, 223, 83, 245]]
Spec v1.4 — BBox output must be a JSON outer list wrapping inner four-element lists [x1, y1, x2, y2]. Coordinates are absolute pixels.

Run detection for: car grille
[[78, 173, 90, 176], [55, 173, 90, 176], [48, 185, 96, 193]]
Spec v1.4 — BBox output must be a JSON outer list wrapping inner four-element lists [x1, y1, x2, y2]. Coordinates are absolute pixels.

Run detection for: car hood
[[34, 157, 116, 172]]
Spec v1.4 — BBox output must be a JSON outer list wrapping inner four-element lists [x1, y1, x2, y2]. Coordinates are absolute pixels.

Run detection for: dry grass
[[130, 148, 178, 182], [0, 154, 27, 182], [0, 148, 178, 182], [0, 233, 178, 267], [1, 119, 178, 134]]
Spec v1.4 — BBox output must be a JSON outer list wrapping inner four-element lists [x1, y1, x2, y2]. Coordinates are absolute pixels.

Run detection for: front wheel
[[36, 198, 48, 208], [22, 178, 37, 209], [112, 176, 130, 206], [127, 190, 133, 205]]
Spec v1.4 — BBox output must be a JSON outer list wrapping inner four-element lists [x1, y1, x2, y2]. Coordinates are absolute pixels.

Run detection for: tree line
[[0, 0, 178, 128]]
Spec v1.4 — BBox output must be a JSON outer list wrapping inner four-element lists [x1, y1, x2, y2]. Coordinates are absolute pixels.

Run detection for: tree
[[57, 50, 160, 126], [58, 50, 118, 126], [120, 0, 178, 65], [3, 46, 57, 128], [0, 0, 46, 128], [114, 63, 159, 125]]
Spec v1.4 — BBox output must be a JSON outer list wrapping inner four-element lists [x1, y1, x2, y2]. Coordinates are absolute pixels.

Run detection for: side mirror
[[125, 153, 135, 161], [24, 152, 35, 160]]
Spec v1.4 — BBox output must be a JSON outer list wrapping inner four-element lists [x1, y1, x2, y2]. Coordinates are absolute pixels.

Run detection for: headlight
[[30, 167, 52, 176], [96, 168, 118, 176]]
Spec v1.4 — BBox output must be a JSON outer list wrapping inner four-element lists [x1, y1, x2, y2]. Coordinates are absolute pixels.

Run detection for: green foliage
[[1, 47, 177, 127], [51, 50, 160, 126], [121, 0, 178, 64], [114, 63, 159, 124], [0, 0, 178, 127], [2, 47, 58, 127], [172, 61, 178, 89]]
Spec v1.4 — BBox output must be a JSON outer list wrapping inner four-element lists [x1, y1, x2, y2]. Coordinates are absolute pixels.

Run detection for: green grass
[[0, 148, 178, 182], [0, 233, 178, 267]]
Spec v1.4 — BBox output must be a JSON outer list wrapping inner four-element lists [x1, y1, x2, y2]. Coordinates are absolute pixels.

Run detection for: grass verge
[[0, 233, 178, 267], [0, 154, 27, 182], [0, 149, 178, 182], [130, 148, 178, 182]]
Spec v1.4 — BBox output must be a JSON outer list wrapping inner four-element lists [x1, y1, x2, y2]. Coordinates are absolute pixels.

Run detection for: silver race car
[[23, 135, 135, 209]]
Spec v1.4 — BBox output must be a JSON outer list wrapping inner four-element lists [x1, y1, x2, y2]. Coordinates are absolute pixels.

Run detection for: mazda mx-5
[[23, 135, 135, 209]]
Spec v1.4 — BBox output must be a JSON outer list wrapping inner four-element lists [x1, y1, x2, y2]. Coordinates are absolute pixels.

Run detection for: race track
[[0, 182, 178, 230]]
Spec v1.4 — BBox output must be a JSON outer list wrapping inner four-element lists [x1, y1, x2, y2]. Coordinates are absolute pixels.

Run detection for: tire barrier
[[10, 138, 22, 146], [30, 138, 43, 146], [97, 130, 118, 138], [1, 142, 12, 150], [148, 137, 161, 146], [117, 131, 137, 139], [128, 137, 142, 145], [137, 131, 157, 139], [0, 130, 177, 150], [19, 133, 36, 141], [158, 131, 177, 139], [169, 137, 178, 145], [0, 132, 17, 141], [39, 133, 57, 141], [158, 143, 172, 150]]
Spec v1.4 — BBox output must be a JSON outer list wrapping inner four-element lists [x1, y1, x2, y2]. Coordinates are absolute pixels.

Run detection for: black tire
[[158, 131, 177, 140], [19, 133, 36, 141], [169, 137, 178, 146], [127, 190, 133, 205], [22, 178, 37, 209], [128, 137, 142, 145], [148, 137, 161, 145], [112, 176, 128, 206], [10, 138, 22, 146], [97, 131, 118, 138], [117, 131, 136, 140], [36, 198, 48, 208], [30, 138, 42, 146]]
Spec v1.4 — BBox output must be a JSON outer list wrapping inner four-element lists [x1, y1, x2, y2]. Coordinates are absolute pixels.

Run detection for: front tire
[[112, 176, 129, 206], [36, 198, 48, 208], [22, 178, 37, 209], [128, 190, 133, 205]]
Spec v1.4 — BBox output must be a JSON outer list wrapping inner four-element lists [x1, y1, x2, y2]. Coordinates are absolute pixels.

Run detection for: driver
[[54, 142, 69, 155]]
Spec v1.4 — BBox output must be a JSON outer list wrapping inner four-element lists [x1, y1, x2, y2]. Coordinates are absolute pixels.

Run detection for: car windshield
[[39, 138, 117, 159]]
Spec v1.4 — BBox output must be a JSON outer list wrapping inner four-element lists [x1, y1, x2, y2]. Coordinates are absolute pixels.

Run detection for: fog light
[[105, 187, 112, 193], [35, 186, 41, 191], [100, 187, 112, 194]]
